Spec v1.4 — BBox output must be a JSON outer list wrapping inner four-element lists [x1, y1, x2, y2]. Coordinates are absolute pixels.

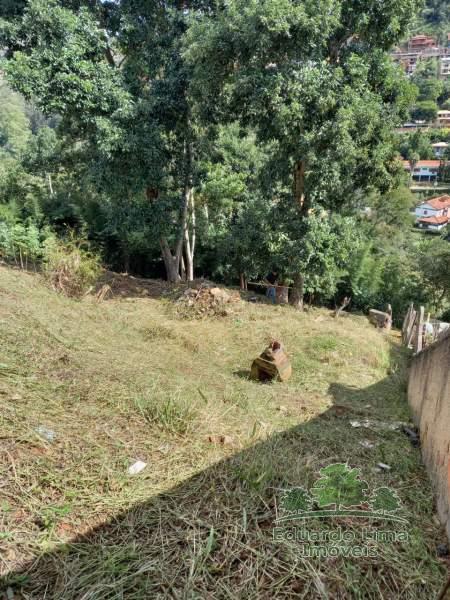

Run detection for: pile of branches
[[175, 285, 240, 318]]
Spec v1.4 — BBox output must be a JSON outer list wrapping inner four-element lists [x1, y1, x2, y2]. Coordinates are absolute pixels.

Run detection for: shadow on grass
[[0, 343, 445, 599]]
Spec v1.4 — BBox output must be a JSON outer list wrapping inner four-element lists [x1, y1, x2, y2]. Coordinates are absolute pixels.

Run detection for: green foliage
[[0, 80, 30, 157], [411, 100, 439, 122], [398, 130, 435, 161], [310, 463, 369, 510], [411, 59, 443, 102], [0, 221, 44, 267], [0, 0, 446, 324], [372, 187, 417, 229], [414, 0, 450, 39], [345, 240, 384, 311], [417, 236, 450, 311], [271, 211, 363, 298]]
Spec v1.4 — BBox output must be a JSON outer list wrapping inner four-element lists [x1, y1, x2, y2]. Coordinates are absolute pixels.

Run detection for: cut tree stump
[[369, 308, 392, 330]]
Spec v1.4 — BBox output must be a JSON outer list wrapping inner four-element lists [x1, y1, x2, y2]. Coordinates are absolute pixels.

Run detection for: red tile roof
[[418, 215, 449, 225], [402, 160, 441, 169], [422, 195, 450, 210]]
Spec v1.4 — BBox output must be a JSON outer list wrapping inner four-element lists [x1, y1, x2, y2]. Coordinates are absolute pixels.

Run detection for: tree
[[0, 79, 30, 157], [411, 101, 439, 123], [269, 211, 362, 309], [411, 59, 443, 103], [399, 130, 434, 161], [310, 463, 369, 510], [186, 0, 417, 307], [1, 0, 216, 282], [370, 487, 401, 515], [372, 186, 416, 229], [418, 237, 450, 311]]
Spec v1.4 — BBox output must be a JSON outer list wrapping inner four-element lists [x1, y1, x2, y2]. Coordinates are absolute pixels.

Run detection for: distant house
[[402, 160, 442, 182], [437, 110, 450, 128], [391, 34, 450, 77], [415, 195, 450, 231], [432, 142, 449, 158], [441, 56, 450, 77], [408, 35, 437, 51]]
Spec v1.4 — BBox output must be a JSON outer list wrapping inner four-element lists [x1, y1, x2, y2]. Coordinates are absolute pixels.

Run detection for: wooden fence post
[[406, 308, 417, 348], [402, 303, 413, 344], [414, 306, 425, 354]]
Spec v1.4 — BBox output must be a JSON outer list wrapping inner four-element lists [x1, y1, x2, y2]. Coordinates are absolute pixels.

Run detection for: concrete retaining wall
[[408, 329, 450, 539]]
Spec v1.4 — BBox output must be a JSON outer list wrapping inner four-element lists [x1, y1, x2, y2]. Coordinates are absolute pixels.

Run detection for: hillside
[[414, 0, 450, 39], [0, 266, 447, 598]]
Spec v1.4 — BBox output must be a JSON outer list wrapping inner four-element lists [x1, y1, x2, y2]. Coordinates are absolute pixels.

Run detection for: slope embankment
[[0, 265, 447, 599]]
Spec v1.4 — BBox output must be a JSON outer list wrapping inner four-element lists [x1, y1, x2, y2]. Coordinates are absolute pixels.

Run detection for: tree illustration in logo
[[370, 487, 401, 515], [310, 463, 369, 510], [281, 487, 313, 513]]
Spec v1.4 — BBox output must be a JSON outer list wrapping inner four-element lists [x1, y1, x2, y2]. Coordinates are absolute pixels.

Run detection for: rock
[[250, 341, 292, 383], [437, 543, 449, 557]]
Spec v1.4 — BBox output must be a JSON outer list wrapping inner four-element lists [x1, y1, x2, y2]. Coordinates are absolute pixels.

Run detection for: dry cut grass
[[0, 265, 447, 599]]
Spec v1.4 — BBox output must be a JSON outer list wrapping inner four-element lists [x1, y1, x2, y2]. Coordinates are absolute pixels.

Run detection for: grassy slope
[[0, 266, 446, 599]]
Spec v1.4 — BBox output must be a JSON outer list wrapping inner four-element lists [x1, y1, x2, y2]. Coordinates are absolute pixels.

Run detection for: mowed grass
[[0, 265, 447, 599]]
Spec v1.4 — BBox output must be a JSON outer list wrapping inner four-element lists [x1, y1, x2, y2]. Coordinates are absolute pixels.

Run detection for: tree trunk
[[180, 254, 186, 281], [159, 139, 194, 283], [123, 248, 130, 274], [184, 189, 195, 282], [160, 237, 181, 283], [47, 173, 54, 196], [289, 273, 304, 310]]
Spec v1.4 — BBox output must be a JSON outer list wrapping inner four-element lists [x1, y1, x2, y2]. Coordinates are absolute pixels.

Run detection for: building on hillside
[[402, 160, 442, 182], [437, 110, 450, 128], [415, 195, 450, 231], [408, 35, 437, 51], [432, 142, 449, 158], [396, 122, 430, 133], [441, 56, 450, 77], [391, 35, 450, 78]]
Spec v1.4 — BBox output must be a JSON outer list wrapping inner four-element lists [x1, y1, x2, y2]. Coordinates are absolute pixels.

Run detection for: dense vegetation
[[413, 0, 450, 40], [0, 0, 449, 321]]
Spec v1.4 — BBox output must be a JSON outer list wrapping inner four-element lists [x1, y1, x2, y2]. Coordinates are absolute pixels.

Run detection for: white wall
[[415, 205, 442, 218]]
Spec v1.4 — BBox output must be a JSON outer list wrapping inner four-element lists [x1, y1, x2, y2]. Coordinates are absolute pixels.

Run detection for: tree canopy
[[1, 0, 448, 319]]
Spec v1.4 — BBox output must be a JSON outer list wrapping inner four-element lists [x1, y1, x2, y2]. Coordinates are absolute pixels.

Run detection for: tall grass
[[42, 235, 101, 298], [135, 387, 198, 435]]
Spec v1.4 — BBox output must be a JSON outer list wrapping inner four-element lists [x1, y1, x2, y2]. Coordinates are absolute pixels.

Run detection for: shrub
[[42, 235, 101, 298], [0, 221, 43, 268]]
